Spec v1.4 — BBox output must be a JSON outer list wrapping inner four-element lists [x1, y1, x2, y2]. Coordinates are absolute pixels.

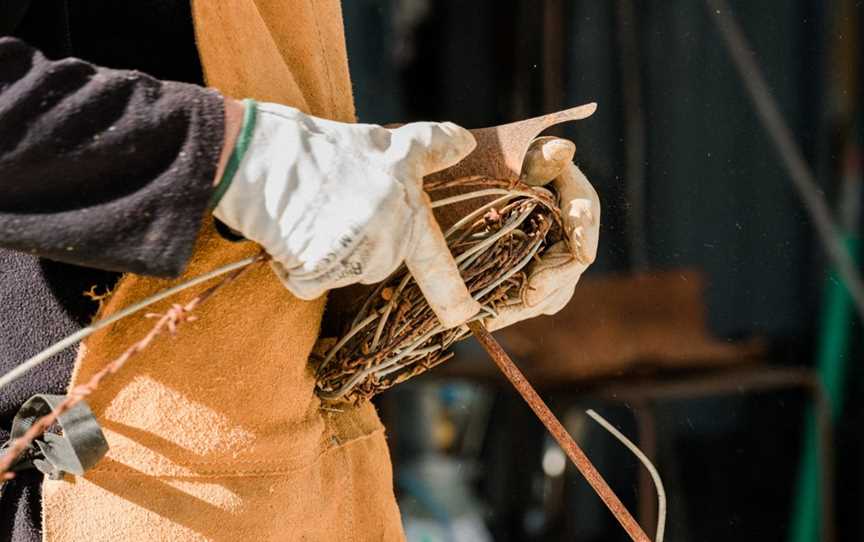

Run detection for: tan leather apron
[[42, 1, 405, 540]]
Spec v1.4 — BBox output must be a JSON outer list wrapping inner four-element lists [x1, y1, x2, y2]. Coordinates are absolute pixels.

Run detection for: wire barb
[[315, 178, 565, 403], [0, 255, 266, 478], [0, 255, 264, 392]]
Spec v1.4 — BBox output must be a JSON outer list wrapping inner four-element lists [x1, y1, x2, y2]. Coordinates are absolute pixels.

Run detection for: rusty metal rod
[[467, 320, 651, 542]]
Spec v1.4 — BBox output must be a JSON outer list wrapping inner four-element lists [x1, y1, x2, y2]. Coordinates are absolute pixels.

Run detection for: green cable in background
[[789, 226, 860, 542]]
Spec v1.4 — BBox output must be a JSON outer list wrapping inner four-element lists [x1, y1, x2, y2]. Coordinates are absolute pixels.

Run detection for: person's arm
[[0, 37, 487, 328], [0, 36, 237, 277]]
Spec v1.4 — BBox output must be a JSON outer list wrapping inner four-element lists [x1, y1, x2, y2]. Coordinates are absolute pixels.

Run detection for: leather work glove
[[213, 100, 482, 328], [483, 138, 601, 331]]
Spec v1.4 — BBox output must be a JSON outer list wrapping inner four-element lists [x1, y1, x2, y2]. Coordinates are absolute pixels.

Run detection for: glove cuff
[[209, 98, 258, 209]]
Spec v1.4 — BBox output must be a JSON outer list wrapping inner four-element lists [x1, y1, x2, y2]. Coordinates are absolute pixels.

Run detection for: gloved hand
[[483, 138, 601, 331], [213, 100, 482, 328]]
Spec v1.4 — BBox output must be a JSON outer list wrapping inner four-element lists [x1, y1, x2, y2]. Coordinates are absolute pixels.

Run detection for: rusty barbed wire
[[0, 178, 660, 542], [315, 178, 563, 403], [0, 255, 266, 479]]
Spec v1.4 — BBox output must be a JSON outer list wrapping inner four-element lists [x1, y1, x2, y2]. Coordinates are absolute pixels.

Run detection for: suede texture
[[42, 1, 405, 540], [1, 3, 226, 538]]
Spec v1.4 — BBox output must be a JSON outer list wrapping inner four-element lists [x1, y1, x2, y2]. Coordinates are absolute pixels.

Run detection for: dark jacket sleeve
[[0, 36, 225, 277]]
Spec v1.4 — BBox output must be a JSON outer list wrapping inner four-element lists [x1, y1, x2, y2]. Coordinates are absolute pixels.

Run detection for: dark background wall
[[344, 1, 862, 540]]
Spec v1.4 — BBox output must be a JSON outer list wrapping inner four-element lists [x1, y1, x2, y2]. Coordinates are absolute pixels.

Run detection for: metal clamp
[[1, 394, 109, 481]]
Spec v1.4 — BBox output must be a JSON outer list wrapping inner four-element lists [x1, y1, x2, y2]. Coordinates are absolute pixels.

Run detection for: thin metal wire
[[430, 188, 535, 208], [468, 321, 652, 542], [0, 256, 261, 391], [1, 256, 264, 476], [587, 409, 667, 542], [317, 180, 557, 402]]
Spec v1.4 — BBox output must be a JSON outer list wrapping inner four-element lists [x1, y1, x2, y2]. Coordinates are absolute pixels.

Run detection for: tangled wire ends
[[314, 178, 567, 404]]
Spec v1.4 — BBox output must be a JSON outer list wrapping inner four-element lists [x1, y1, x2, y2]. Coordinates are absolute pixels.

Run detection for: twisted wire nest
[[314, 176, 568, 404]]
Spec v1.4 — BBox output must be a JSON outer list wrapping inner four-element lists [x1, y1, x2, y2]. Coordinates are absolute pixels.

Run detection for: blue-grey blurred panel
[[641, 0, 815, 337], [435, 0, 499, 127], [565, 0, 820, 337], [343, 0, 404, 123], [564, 1, 627, 273]]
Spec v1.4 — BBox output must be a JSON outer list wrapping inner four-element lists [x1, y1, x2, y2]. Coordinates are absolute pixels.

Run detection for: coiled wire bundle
[[314, 176, 566, 404]]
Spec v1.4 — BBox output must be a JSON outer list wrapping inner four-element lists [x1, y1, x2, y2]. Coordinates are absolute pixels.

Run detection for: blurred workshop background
[[342, 1, 861, 540]]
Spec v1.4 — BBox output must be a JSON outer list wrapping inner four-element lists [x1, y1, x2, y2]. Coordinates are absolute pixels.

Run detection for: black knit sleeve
[[0, 36, 225, 277]]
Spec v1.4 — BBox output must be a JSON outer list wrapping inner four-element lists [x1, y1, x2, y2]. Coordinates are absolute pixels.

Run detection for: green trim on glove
[[210, 98, 258, 209]]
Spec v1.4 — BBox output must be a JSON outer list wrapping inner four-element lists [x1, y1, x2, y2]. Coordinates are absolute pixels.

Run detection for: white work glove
[[213, 101, 482, 328], [484, 142, 601, 332]]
